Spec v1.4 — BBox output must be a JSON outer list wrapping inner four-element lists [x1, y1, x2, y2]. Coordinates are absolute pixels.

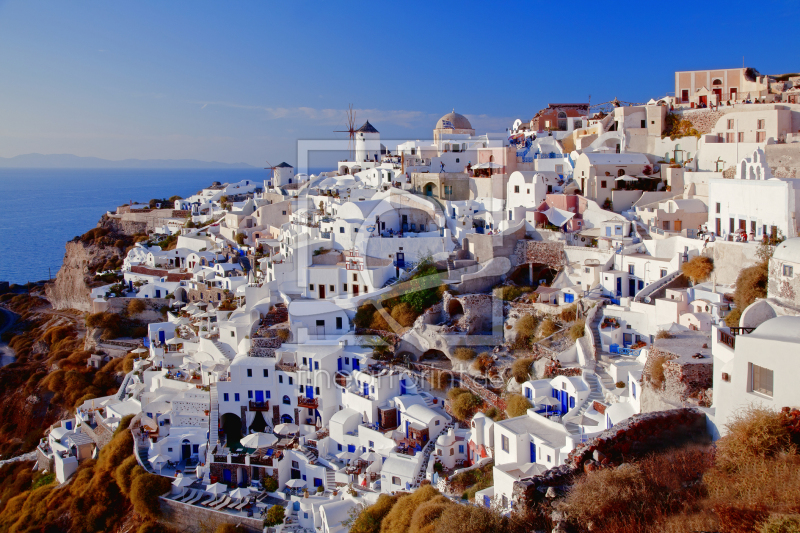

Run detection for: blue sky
[[0, 0, 797, 167]]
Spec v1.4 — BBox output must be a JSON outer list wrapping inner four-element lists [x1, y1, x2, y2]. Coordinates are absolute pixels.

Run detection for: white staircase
[[209, 386, 219, 449], [211, 339, 236, 360], [564, 373, 604, 435], [325, 468, 336, 489]]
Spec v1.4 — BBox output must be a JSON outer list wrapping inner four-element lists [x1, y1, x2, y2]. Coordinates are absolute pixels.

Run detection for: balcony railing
[[249, 400, 270, 411], [297, 396, 319, 409], [719, 330, 736, 349]]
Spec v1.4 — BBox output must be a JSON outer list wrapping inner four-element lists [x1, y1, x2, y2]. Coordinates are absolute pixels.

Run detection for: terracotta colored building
[[530, 103, 589, 132]]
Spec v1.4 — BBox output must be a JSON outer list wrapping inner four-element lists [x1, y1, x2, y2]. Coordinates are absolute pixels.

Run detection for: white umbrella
[[285, 479, 306, 489], [534, 396, 560, 407], [173, 476, 194, 488], [336, 451, 356, 462], [569, 413, 599, 427], [166, 338, 182, 345], [274, 423, 299, 435], [148, 454, 169, 473], [240, 432, 278, 449], [360, 451, 381, 463], [230, 487, 252, 500], [472, 162, 502, 169], [615, 175, 638, 182], [206, 482, 228, 496], [132, 347, 148, 354]]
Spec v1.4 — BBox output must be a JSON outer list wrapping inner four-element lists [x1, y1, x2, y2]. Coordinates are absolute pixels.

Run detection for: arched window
[[449, 448, 454, 456], [557, 111, 567, 130], [283, 395, 291, 405], [618, 169, 625, 177]]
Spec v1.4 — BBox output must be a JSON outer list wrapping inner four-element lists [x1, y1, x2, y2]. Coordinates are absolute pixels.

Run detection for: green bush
[[264, 504, 285, 527], [261, 476, 278, 493], [129, 472, 171, 519]]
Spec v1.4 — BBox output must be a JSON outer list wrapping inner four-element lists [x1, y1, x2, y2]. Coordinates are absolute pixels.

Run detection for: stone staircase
[[299, 445, 318, 465], [263, 303, 288, 326], [564, 372, 604, 435], [209, 386, 219, 449], [422, 395, 436, 409], [590, 308, 604, 358], [325, 468, 336, 488], [211, 339, 237, 359]]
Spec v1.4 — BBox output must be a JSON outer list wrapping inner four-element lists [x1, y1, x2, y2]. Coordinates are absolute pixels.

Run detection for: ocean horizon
[[0, 167, 323, 285]]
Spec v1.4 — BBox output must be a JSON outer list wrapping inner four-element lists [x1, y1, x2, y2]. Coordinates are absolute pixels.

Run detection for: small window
[[716, 202, 721, 214], [329, 285, 334, 291], [783, 265, 794, 277], [660, 269, 667, 278], [738, 132, 744, 142], [283, 395, 291, 405], [514, 185, 519, 193], [309, 284, 314, 291], [234, 393, 240, 402], [336, 317, 343, 329], [750, 363, 773, 397], [289, 377, 293, 385], [392, 476, 401, 485], [435, 420, 440, 426], [601, 180, 607, 188], [352, 273, 358, 281], [757, 119, 765, 129], [223, 393, 229, 401], [339, 227, 345, 233], [343, 283, 348, 292], [247, 390, 253, 398], [501, 435, 509, 452], [263, 369, 268, 377], [628, 264, 634, 275], [727, 119, 734, 129], [231, 331, 235, 338], [247, 369, 252, 377], [279, 375, 283, 383]]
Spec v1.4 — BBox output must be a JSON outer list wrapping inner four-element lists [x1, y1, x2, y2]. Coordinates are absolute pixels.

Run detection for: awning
[[473, 162, 502, 169], [541, 207, 575, 227]]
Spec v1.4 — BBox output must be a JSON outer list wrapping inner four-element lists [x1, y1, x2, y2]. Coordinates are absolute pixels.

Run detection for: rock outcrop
[[46, 239, 123, 311]]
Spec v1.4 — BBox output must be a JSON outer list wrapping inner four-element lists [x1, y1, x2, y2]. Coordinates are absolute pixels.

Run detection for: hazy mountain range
[[0, 153, 255, 169]]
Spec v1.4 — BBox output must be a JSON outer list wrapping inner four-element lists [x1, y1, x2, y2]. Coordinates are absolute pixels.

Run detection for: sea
[[0, 168, 273, 285]]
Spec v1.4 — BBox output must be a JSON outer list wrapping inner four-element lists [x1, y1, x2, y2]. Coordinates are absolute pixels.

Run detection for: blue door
[[158, 330, 166, 344], [337, 358, 342, 371], [396, 253, 405, 268], [530, 442, 536, 463], [405, 420, 409, 437], [347, 444, 356, 453], [616, 277, 621, 296], [255, 390, 264, 403], [629, 278, 636, 296], [363, 382, 369, 397], [223, 469, 232, 482], [564, 293, 574, 303], [560, 390, 569, 413], [305, 386, 314, 399], [352, 358, 360, 371], [400, 379, 406, 395]]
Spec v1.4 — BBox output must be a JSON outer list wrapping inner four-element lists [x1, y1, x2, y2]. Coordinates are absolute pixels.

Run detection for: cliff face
[[46, 239, 124, 312]]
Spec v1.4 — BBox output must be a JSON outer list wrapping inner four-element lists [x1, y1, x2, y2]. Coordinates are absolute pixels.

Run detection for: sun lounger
[[195, 494, 214, 506], [213, 496, 232, 510], [185, 491, 204, 504], [177, 489, 195, 502], [234, 499, 249, 511], [226, 498, 241, 509], [202, 495, 222, 507]]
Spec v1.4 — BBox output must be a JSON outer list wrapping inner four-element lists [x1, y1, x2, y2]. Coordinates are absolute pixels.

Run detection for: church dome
[[436, 111, 473, 131], [773, 237, 800, 264]]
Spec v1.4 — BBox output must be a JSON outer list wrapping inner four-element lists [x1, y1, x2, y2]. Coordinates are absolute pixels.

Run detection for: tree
[[511, 357, 533, 383], [451, 390, 481, 421], [506, 394, 532, 417], [264, 504, 285, 527], [235, 233, 245, 246], [261, 476, 278, 492]]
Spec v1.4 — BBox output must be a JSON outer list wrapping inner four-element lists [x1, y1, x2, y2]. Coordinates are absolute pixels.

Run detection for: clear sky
[[0, 0, 797, 167]]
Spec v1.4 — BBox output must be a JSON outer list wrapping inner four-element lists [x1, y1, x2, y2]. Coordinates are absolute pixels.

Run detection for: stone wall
[[679, 109, 726, 134], [512, 408, 708, 508], [512, 240, 564, 269], [644, 346, 712, 407], [158, 495, 263, 533]]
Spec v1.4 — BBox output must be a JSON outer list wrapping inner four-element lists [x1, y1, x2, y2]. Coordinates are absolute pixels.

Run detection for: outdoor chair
[[195, 494, 214, 506], [214, 496, 232, 510], [201, 495, 221, 507], [177, 489, 196, 502], [185, 491, 204, 505]]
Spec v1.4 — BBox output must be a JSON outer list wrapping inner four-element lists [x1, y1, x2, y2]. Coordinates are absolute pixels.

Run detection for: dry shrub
[[129, 472, 171, 519], [559, 304, 577, 322], [648, 354, 667, 388], [539, 318, 558, 338], [655, 329, 674, 339], [370, 310, 390, 331], [452, 347, 476, 361], [276, 328, 291, 342], [354, 301, 377, 329], [427, 370, 450, 390], [515, 314, 539, 336], [494, 285, 533, 301], [127, 299, 146, 315], [448, 461, 494, 500], [714, 406, 796, 472], [447, 387, 469, 401], [505, 394, 531, 417], [511, 357, 533, 383], [390, 302, 418, 328], [759, 514, 800, 533], [408, 494, 451, 533], [733, 263, 769, 312], [450, 391, 482, 422], [349, 493, 398, 533], [569, 320, 585, 341], [472, 352, 492, 374], [433, 502, 504, 533], [380, 484, 439, 533], [682, 256, 714, 283], [725, 307, 742, 328], [213, 525, 242, 533]]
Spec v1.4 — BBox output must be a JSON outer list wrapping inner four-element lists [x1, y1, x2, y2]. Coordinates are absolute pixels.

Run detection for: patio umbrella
[[569, 413, 600, 427], [166, 338, 182, 345], [615, 175, 638, 182], [285, 479, 306, 489], [173, 476, 194, 488], [274, 423, 299, 435], [336, 451, 356, 462], [148, 454, 169, 473], [229, 487, 252, 500], [131, 347, 148, 354], [360, 451, 381, 463], [206, 482, 228, 496], [241, 432, 278, 449], [534, 396, 561, 407]]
